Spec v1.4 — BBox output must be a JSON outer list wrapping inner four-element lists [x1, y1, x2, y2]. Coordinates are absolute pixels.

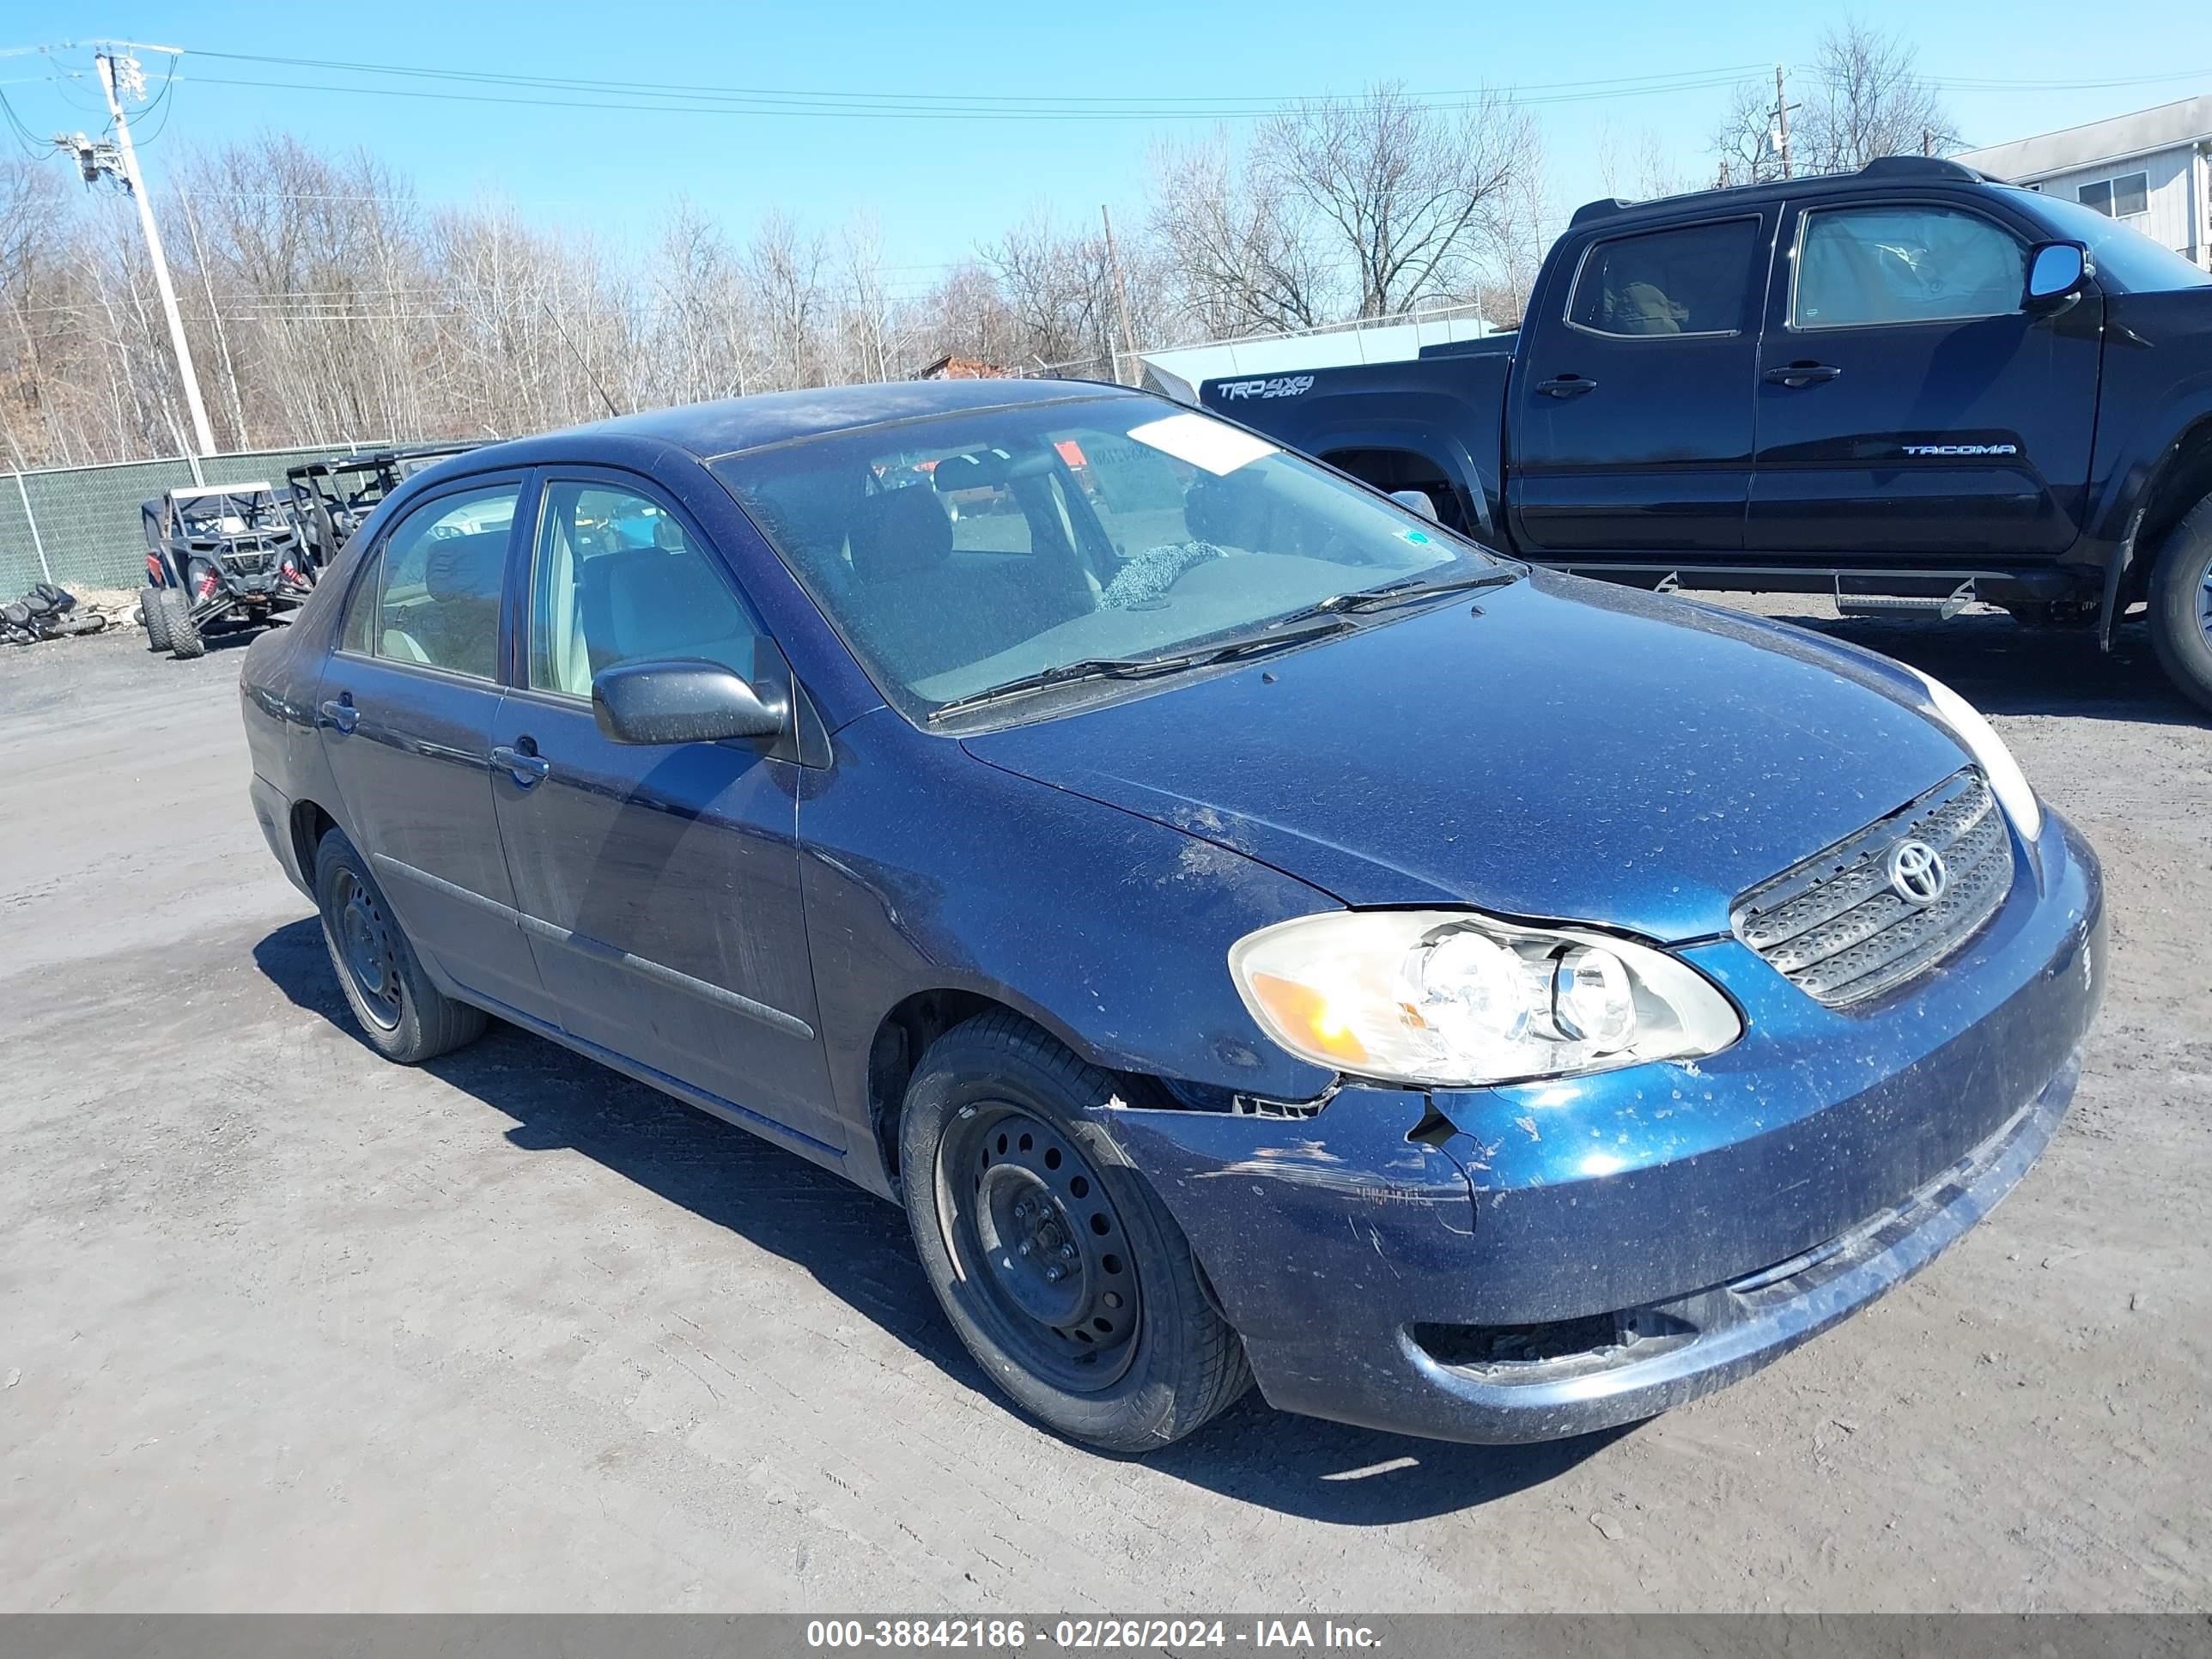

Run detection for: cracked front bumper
[[1107, 811, 2104, 1444]]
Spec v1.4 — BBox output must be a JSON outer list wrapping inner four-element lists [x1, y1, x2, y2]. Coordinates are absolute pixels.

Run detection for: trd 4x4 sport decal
[[1218, 375, 1316, 401]]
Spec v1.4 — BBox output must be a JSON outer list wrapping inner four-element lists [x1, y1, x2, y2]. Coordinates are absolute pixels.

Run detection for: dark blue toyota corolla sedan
[[240, 379, 2104, 1453]]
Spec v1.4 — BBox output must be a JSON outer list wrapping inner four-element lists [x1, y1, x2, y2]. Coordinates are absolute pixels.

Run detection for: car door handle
[[318, 698, 359, 734], [489, 744, 551, 787], [1536, 376, 1597, 398], [1764, 362, 1844, 386]]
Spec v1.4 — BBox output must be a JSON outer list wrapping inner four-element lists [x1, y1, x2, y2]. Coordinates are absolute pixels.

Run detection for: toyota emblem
[[1885, 839, 1948, 907]]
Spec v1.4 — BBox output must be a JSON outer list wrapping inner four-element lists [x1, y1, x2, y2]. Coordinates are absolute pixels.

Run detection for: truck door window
[[1566, 218, 1759, 337], [1792, 205, 2027, 329]]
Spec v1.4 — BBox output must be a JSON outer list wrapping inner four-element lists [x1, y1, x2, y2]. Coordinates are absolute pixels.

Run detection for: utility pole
[[1772, 64, 1795, 181], [1100, 204, 1142, 388], [89, 46, 216, 457]]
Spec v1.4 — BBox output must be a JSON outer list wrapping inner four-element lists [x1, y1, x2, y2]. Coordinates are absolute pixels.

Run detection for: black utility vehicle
[[1200, 156, 2212, 710], [285, 443, 480, 570], [140, 483, 312, 659]]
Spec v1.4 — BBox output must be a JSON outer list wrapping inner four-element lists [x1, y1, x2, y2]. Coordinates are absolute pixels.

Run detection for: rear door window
[[1567, 218, 1761, 337], [358, 484, 519, 680]]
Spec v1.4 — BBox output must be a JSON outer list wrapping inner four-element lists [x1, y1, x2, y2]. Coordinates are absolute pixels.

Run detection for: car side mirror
[[1389, 489, 1440, 522], [592, 656, 790, 745], [2023, 240, 2092, 312]]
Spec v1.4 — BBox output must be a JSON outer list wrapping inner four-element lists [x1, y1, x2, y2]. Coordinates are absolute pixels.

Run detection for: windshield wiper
[[927, 621, 1351, 723], [1279, 564, 1526, 625]]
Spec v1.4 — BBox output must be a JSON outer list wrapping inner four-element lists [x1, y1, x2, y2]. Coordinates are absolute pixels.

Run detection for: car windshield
[[2013, 189, 2212, 293], [715, 396, 1503, 721]]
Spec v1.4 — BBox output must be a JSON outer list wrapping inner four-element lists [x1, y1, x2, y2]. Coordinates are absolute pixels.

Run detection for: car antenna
[[537, 295, 623, 421]]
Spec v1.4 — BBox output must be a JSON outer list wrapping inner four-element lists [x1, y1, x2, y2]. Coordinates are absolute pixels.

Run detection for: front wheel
[[899, 1012, 1251, 1453], [160, 587, 204, 659], [313, 828, 487, 1063], [2148, 492, 2212, 714]]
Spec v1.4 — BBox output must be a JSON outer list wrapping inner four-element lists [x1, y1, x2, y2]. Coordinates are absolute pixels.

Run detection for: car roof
[[453, 377, 1145, 472], [1567, 156, 2014, 233]]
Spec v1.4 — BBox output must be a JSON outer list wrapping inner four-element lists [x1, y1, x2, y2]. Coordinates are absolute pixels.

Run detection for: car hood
[[961, 572, 1972, 942]]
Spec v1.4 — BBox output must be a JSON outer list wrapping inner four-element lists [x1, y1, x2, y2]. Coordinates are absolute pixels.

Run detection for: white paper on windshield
[[1126, 412, 1277, 477]]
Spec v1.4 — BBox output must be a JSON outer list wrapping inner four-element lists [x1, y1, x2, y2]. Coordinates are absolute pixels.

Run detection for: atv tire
[[161, 587, 205, 659], [141, 586, 172, 653]]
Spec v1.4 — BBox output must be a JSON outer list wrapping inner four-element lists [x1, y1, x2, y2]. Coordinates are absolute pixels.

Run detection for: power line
[[191, 49, 1773, 108], [170, 70, 1770, 121]]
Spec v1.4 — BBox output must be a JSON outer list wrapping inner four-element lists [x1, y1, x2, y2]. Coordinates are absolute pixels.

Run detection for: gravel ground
[[0, 599, 2205, 1613]]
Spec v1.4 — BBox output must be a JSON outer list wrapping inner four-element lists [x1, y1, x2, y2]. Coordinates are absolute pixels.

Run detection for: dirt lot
[[0, 600, 2206, 1613]]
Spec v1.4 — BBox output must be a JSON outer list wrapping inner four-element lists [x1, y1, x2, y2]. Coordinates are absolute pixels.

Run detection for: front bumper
[[1107, 811, 2105, 1443]]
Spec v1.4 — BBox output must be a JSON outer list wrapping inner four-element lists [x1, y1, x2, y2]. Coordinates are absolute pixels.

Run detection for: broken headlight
[[1230, 911, 1741, 1088]]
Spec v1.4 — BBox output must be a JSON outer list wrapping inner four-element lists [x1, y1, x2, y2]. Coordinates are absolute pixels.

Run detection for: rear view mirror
[[2024, 240, 2091, 311], [592, 658, 789, 745], [1389, 489, 1440, 523]]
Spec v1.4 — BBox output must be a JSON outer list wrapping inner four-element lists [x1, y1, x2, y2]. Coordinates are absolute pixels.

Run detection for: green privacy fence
[[2, 443, 395, 597]]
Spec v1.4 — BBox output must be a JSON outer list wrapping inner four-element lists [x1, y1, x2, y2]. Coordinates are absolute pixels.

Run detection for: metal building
[[1956, 95, 2212, 269]]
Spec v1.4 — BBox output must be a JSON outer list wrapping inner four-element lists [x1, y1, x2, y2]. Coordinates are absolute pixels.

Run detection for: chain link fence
[[3, 443, 394, 597]]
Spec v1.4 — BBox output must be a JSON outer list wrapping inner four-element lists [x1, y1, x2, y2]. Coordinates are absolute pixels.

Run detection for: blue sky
[[9, 0, 2211, 299]]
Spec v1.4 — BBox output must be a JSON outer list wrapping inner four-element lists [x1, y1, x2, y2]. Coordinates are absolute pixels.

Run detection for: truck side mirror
[[1389, 489, 1440, 523], [2023, 241, 2091, 312]]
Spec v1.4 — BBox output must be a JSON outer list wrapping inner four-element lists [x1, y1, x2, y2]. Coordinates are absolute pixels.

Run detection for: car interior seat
[[580, 544, 757, 678]]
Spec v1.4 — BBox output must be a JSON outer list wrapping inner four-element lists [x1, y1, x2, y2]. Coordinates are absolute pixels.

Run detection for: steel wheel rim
[[331, 869, 403, 1031], [2198, 562, 2212, 647], [937, 1104, 1141, 1394]]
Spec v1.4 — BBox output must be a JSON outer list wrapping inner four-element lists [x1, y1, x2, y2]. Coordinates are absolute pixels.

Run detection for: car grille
[[222, 548, 276, 575], [1731, 769, 2014, 1008]]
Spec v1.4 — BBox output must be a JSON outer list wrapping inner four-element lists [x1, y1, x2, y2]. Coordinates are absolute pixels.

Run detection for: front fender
[[2083, 364, 2212, 551], [796, 708, 1341, 1194]]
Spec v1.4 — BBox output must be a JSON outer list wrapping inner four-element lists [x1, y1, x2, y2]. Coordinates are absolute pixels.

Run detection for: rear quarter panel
[[1202, 356, 1511, 540]]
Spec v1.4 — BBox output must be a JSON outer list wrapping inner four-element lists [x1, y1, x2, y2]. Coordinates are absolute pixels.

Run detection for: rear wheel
[[899, 1012, 1250, 1453], [160, 587, 204, 659], [141, 585, 171, 653], [313, 828, 488, 1063], [2148, 492, 2212, 715]]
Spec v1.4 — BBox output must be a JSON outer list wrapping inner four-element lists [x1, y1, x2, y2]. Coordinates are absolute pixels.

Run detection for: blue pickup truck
[[1201, 155, 2212, 711]]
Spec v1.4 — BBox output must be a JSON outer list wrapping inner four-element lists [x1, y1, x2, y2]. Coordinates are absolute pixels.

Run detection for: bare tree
[[1710, 82, 1787, 186], [1480, 128, 1557, 326], [1797, 18, 1962, 173], [1146, 131, 1331, 337], [1711, 23, 1961, 187], [1255, 82, 1534, 319], [1599, 119, 1691, 202], [746, 210, 828, 391], [986, 208, 1121, 376]]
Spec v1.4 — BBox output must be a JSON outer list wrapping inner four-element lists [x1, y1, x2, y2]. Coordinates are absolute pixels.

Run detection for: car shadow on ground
[[1750, 605, 2199, 725], [252, 915, 1621, 1522]]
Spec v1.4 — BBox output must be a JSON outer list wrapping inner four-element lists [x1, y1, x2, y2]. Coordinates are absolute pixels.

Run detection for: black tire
[[2148, 492, 2212, 714], [141, 585, 171, 653], [313, 827, 488, 1063], [161, 588, 204, 660], [899, 1012, 1251, 1453]]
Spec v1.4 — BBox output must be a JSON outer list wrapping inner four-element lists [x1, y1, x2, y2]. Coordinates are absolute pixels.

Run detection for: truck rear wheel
[[2148, 493, 2212, 715]]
